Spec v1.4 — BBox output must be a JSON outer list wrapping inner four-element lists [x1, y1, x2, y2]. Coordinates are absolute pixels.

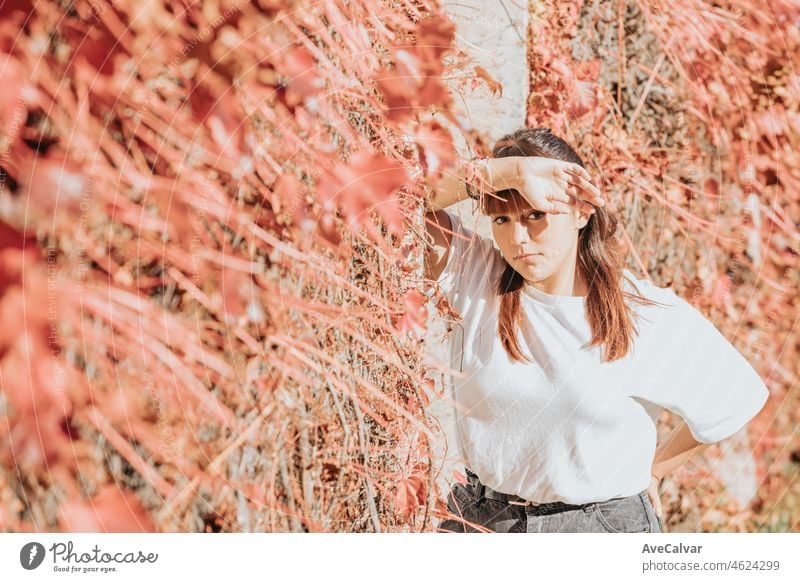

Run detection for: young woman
[[423, 127, 769, 533]]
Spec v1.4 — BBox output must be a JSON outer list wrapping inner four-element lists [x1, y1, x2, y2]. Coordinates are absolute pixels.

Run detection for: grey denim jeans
[[436, 469, 663, 533]]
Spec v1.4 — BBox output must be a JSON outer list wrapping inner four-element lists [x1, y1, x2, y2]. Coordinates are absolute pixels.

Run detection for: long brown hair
[[483, 127, 664, 363]]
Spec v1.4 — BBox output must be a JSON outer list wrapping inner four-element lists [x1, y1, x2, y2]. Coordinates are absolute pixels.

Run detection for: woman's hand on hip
[[647, 473, 663, 519], [510, 157, 604, 216]]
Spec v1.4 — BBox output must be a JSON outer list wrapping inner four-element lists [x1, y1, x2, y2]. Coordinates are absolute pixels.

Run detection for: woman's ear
[[576, 209, 591, 230]]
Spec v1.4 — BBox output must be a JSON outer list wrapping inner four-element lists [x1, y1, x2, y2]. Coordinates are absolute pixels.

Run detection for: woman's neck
[[527, 265, 588, 297]]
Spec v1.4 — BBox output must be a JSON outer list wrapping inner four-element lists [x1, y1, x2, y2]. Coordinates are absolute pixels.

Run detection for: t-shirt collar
[[521, 282, 587, 307]]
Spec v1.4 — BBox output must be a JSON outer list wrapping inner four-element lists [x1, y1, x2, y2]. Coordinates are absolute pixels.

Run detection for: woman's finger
[[541, 187, 572, 206], [566, 184, 603, 208], [654, 499, 662, 519], [649, 492, 661, 517], [552, 176, 571, 191], [547, 195, 594, 216], [648, 476, 663, 519], [563, 165, 592, 183], [545, 198, 575, 215], [566, 193, 596, 215], [564, 166, 602, 196], [568, 174, 602, 199], [566, 173, 604, 204]]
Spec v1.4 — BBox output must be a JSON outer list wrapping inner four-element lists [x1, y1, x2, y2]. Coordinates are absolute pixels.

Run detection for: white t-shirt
[[436, 210, 769, 505]]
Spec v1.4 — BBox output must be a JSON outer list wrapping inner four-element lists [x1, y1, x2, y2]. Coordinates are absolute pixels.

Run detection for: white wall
[[423, 0, 528, 510]]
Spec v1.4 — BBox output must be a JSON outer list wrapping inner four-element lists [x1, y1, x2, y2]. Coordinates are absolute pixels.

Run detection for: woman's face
[[489, 199, 590, 292]]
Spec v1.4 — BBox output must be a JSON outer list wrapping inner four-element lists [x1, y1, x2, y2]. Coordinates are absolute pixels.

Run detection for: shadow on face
[[485, 190, 589, 288]]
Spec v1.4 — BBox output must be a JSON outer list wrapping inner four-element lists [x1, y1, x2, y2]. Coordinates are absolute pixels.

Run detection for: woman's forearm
[[652, 419, 709, 480], [425, 162, 469, 211], [425, 157, 519, 212]]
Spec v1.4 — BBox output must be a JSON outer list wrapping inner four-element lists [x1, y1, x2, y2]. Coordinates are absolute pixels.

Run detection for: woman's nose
[[511, 222, 530, 243]]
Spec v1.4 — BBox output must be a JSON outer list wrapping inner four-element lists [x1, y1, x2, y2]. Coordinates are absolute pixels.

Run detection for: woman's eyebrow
[[489, 209, 534, 217]]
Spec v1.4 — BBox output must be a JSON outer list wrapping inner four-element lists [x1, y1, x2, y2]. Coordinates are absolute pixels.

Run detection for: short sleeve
[[634, 286, 769, 444], [436, 210, 503, 315]]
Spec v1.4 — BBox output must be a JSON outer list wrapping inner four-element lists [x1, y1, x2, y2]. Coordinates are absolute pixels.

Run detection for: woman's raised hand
[[507, 157, 604, 216]]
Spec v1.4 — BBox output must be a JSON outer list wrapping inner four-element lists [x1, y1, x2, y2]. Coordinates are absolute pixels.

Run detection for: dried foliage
[[528, 0, 799, 531], [0, 0, 483, 532], [2, 0, 796, 535]]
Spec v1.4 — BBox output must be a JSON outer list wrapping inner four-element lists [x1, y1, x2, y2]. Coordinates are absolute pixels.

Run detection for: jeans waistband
[[465, 467, 629, 516]]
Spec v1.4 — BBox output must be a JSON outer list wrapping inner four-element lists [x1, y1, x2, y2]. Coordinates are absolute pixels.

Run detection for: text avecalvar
[[642, 544, 702, 554]]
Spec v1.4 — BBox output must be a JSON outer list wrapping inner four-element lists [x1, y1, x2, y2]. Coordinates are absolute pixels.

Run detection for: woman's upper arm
[[426, 209, 500, 311], [424, 210, 452, 281], [633, 288, 769, 444]]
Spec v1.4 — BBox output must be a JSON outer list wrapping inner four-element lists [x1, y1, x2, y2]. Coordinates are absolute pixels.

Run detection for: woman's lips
[[515, 253, 541, 264]]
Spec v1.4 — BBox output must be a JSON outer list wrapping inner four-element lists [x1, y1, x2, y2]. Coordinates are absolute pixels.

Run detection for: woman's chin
[[515, 260, 552, 277], [518, 268, 551, 283]]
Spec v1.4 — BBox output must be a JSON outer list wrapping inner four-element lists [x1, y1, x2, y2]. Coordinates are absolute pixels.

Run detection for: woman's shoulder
[[438, 209, 506, 306], [621, 269, 681, 306], [620, 270, 688, 328]]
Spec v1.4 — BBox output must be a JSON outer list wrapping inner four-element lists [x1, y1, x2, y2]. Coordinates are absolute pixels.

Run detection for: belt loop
[[466, 468, 486, 505]]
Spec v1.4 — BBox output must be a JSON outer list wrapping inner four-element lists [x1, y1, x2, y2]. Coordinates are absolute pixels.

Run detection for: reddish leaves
[[413, 16, 457, 73], [316, 151, 409, 241], [0, 1, 476, 534], [58, 486, 155, 532], [375, 16, 456, 124], [191, 85, 246, 165], [415, 120, 456, 182], [221, 268, 250, 322], [396, 289, 428, 336], [293, 202, 343, 255], [474, 65, 503, 96], [17, 155, 88, 224], [0, 54, 24, 135], [710, 274, 732, 310], [60, 16, 123, 77], [272, 172, 304, 218], [394, 473, 426, 520], [0, 53, 40, 130], [274, 45, 326, 109], [0, 228, 87, 472], [548, 58, 601, 120]]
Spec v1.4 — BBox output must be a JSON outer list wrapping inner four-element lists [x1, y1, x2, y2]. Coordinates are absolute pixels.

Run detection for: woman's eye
[[493, 212, 544, 224]]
